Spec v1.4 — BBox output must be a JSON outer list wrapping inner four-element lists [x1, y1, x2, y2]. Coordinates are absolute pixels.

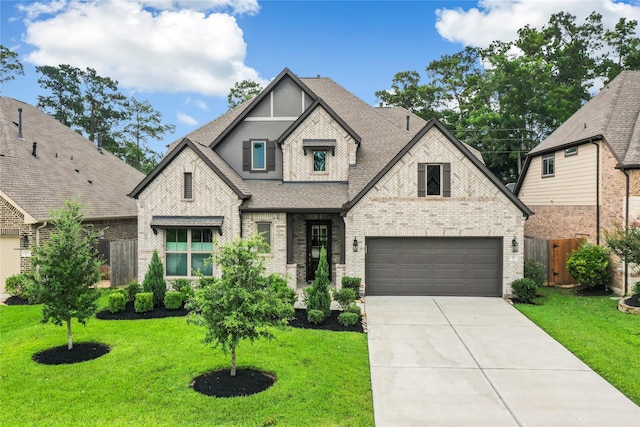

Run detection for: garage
[[365, 237, 502, 296]]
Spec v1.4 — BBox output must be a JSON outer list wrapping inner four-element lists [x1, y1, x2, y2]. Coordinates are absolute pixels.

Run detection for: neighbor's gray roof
[[528, 71, 640, 166], [240, 181, 349, 211], [0, 97, 144, 222]]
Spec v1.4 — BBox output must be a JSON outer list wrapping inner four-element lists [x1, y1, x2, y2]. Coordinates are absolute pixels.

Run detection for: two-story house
[[130, 68, 531, 297], [516, 71, 640, 295]]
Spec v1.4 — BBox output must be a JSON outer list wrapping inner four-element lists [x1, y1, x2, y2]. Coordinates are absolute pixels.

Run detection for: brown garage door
[[365, 237, 502, 296]]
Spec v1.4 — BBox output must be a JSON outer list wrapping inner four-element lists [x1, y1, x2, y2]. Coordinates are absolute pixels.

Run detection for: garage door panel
[[365, 237, 502, 297]]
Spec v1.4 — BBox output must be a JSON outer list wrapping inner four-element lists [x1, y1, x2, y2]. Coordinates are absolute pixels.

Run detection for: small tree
[[31, 199, 103, 350], [187, 235, 294, 376], [303, 246, 332, 321], [605, 222, 640, 277], [142, 250, 166, 306]]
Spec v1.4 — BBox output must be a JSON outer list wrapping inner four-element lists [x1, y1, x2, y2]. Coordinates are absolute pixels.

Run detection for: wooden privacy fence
[[524, 237, 585, 286], [110, 240, 137, 287]]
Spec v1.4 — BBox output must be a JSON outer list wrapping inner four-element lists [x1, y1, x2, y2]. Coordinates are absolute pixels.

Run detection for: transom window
[[256, 222, 271, 253], [252, 141, 266, 170], [313, 150, 326, 172], [542, 154, 555, 177], [565, 147, 578, 157], [165, 228, 213, 277]]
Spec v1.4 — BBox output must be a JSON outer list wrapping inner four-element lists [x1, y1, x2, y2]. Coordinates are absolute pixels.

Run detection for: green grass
[[0, 293, 374, 427], [515, 287, 640, 405]]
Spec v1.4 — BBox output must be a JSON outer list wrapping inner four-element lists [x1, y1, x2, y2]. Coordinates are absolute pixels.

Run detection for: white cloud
[[185, 97, 208, 110], [20, 0, 268, 96], [436, 0, 640, 47], [177, 111, 198, 126]]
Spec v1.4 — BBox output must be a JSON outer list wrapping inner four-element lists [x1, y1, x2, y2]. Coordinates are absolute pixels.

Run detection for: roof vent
[[97, 133, 103, 153], [32, 142, 37, 157], [18, 108, 23, 139], [406, 115, 410, 131]]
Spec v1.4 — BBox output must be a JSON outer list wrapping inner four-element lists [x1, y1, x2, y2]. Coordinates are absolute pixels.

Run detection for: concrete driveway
[[366, 296, 640, 427]]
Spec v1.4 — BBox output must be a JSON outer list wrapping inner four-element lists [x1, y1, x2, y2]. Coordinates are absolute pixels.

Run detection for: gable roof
[[0, 96, 144, 222], [526, 71, 640, 167]]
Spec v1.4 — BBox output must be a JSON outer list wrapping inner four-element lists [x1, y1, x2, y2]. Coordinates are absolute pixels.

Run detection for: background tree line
[[0, 49, 175, 174], [375, 12, 640, 183]]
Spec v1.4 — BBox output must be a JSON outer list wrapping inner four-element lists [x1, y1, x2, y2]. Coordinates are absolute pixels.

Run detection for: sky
[[2, 0, 640, 154]]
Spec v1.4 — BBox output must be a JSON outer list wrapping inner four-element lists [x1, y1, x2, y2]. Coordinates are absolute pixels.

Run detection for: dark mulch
[[96, 301, 189, 320], [3, 295, 37, 305], [624, 294, 640, 307], [575, 285, 613, 297], [192, 368, 276, 398], [32, 342, 110, 365], [287, 308, 364, 333]]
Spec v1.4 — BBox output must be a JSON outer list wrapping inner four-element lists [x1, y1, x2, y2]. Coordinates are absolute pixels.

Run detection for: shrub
[[173, 279, 194, 300], [108, 292, 126, 313], [337, 312, 359, 327], [142, 250, 166, 306], [524, 258, 546, 286], [5, 273, 39, 302], [172, 278, 190, 291], [197, 277, 217, 289], [346, 303, 361, 315], [164, 291, 183, 310], [134, 292, 154, 313], [566, 243, 611, 288], [303, 247, 332, 318], [268, 273, 297, 307], [126, 282, 141, 302], [633, 282, 640, 296], [307, 309, 325, 324], [333, 288, 357, 310], [341, 276, 362, 295], [510, 278, 538, 304]]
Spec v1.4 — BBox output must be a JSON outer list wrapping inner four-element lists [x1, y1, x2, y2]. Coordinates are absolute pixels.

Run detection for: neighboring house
[[130, 68, 531, 297], [0, 97, 145, 293], [516, 70, 640, 295]]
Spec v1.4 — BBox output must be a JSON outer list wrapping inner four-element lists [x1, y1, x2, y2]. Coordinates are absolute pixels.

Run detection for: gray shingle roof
[[0, 97, 144, 221], [527, 71, 640, 166], [240, 181, 349, 211]]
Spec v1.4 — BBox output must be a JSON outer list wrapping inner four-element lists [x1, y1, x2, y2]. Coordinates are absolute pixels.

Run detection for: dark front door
[[306, 221, 331, 282]]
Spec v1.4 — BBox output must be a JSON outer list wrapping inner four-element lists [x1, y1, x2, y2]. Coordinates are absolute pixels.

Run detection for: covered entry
[[365, 237, 502, 296]]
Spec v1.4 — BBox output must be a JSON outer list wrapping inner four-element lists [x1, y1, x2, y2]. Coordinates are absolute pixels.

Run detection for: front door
[[306, 221, 331, 282]]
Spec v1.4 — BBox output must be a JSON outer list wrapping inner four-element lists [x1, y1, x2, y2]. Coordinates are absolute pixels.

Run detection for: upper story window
[[542, 154, 555, 177], [564, 147, 578, 157], [313, 150, 326, 172], [183, 172, 193, 200], [418, 163, 451, 197], [243, 140, 276, 172]]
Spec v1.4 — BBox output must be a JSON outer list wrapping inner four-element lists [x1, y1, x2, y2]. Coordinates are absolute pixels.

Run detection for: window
[[252, 141, 266, 170], [243, 140, 276, 172], [542, 154, 555, 177], [418, 163, 451, 197], [165, 228, 213, 276], [313, 150, 326, 172], [565, 147, 578, 157], [256, 222, 271, 253], [183, 172, 193, 199]]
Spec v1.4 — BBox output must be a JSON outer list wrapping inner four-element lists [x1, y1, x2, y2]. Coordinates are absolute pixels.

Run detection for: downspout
[[35, 221, 48, 246], [590, 140, 600, 245], [623, 168, 631, 295]]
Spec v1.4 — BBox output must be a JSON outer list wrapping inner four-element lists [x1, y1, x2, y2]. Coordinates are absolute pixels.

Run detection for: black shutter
[[443, 163, 451, 197], [267, 140, 276, 171], [242, 141, 251, 171], [418, 163, 426, 197]]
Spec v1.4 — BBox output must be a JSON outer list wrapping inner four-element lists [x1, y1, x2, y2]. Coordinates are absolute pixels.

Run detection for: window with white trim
[[252, 141, 266, 170], [165, 228, 213, 276], [565, 147, 578, 157], [542, 154, 555, 177], [256, 222, 271, 253]]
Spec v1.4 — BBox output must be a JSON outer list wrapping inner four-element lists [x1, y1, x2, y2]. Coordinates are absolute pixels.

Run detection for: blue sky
[[2, 0, 640, 154]]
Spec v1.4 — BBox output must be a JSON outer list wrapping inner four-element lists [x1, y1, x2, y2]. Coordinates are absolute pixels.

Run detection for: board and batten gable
[[344, 126, 526, 295], [216, 76, 313, 180], [281, 106, 357, 182], [518, 142, 598, 206], [136, 146, 242, 282]]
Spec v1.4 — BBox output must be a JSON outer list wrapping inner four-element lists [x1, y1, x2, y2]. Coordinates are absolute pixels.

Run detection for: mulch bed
[[624, 294, 640, 307], [3, 295, 37, 305], [287, 308, 364, 333], [192, 368, 276, 398], [575, 285, 613, 297], [32, 342, 110, 365], [96, 301, 189, 320]]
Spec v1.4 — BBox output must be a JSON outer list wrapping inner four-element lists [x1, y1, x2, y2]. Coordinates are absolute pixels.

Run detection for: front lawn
[[515, 286, 640, 405], [0, 294, 374, 427]]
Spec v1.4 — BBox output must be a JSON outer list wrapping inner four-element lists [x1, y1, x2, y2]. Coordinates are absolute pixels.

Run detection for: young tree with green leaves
[[142, 249, 167, 306], [227, 79, 263, 109], [0, 45, 24, 88], [303, 246, 332, 322], [605, 222, 640, 293], [31, 199, 103, 350], [187, 235, 294, 376]]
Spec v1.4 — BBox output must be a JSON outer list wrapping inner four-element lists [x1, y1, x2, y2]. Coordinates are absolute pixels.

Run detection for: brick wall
[[242, 212, 287, 276], [345, 127, 526, 296], [524, 205, 596, 241]]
